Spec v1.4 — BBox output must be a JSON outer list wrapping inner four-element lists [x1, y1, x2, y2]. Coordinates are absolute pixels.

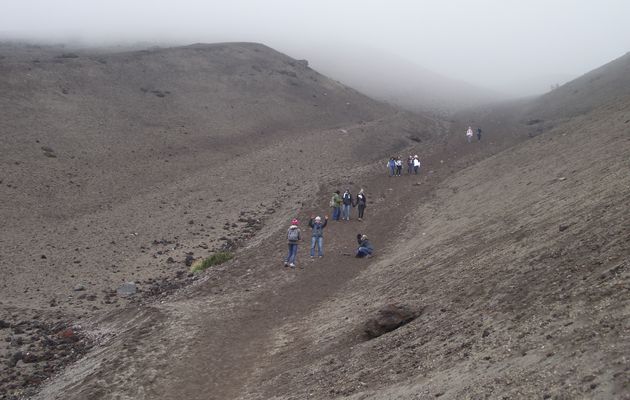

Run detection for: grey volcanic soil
[[1, 42, 630, 399]]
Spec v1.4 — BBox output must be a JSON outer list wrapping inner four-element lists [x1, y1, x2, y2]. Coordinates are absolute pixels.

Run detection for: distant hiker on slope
[[330, 190, 342, 221], [284, 219, 301, 268], [466, 126, 474, 143], [356, 189, 367, 221], [413, 155, 421, 174], [309, 215, 328, 258], [407, 155, 414, 174], [395, 157, 403, 176], [387, 157, 396, 177], [355, 234, 373, 258], [342, 188, 354, 221], [477, 127, 482, 141]]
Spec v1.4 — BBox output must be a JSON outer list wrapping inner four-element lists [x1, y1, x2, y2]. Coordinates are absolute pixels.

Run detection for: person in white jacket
[[413, 155, 421, 174], [466, 126, 474, 143]]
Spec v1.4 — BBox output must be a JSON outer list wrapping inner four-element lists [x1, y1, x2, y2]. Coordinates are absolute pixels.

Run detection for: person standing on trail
[[395, 157, 403, 176], [477, 127, 482, 141], [407, 156, 414, 174], [355, 234, 373, 258], [330, 190, 342, 221], [356, 189, 367, 221], [309, 215, 328, 258], [284, 219, 301, 268], [341, 188, 353, 221], [466, 126, 474, 143], [387, 157, 396, 177], [413, 155, 421, 174]]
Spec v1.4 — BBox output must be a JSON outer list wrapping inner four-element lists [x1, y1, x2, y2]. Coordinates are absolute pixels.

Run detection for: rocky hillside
[[0, 41, 440, 313], [1, 42, 628, 400]]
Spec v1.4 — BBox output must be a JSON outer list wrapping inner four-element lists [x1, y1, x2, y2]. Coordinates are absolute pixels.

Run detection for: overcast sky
[[2, 0, 630, 95]]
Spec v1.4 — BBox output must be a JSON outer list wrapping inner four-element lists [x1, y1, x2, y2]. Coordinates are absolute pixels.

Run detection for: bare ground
[[1, 43, 629, 400]]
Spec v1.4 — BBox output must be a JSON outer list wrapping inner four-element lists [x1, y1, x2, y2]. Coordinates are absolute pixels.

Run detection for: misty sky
[[2, 0, 630, 95]]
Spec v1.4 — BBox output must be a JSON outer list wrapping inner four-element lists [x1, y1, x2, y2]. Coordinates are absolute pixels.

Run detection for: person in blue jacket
[[387, 157, 396, 177], [308, 215, 328, 258]]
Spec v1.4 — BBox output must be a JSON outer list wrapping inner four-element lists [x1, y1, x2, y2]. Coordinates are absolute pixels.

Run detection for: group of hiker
[[387, 155, 421, 176], [330, 188, 367, 221], [283, 188, 371, 268], [466, 126, 482, 142], [284, 124, 484, 269]]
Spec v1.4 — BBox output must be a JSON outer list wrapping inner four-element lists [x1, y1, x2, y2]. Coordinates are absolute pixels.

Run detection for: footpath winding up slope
[[1, 43, 629, 399], [0, 42, 440, 398]]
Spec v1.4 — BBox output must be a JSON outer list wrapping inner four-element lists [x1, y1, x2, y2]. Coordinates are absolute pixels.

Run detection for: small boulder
[[184, 255, 195, 267], [117, 282, 137, 297], [364, 304, 418, 339], [22, 352, 39, 363]]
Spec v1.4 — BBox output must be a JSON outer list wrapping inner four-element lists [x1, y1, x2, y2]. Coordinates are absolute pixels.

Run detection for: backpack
[[287, 228, 299, 241]]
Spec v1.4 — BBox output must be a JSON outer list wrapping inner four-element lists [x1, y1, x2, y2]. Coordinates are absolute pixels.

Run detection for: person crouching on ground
[[284, 219, 301, 268], [356, 234, 373, 258], [309, 215, 328, 258], [356, 189, 367, 221]]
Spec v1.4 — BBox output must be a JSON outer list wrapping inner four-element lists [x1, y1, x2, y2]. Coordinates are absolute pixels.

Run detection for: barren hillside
[[0, 43, 629, 400]]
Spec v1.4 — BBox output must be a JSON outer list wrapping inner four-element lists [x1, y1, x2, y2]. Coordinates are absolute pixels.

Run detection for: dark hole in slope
[[363, 304, 419, 339]]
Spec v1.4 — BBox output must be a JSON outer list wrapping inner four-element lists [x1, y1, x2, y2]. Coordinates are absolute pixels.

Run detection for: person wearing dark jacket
[[356, 189, 367, 221], [308, 215, 328, 258], [355, 234, 373, 258], [341, 189, 353, 221]]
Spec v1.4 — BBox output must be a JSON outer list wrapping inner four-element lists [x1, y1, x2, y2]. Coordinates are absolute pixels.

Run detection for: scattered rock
[[7, 351, 22, 367], [73, 285, 86, 292], [117, 282, 137, 297], [22, 352, 39, 363], [185, 255, 195, 267], [0, 320, 10, 329], [364, 304, 418, 339], [559, 224, 570, 232]]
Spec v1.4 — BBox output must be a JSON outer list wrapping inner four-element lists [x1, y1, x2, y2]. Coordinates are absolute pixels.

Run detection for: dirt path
[[146, 127, 503, 399], [34, 118, 519, 400]]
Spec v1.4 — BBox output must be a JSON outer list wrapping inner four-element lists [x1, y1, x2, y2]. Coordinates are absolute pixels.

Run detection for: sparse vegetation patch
[[190, 252, 233, 273]]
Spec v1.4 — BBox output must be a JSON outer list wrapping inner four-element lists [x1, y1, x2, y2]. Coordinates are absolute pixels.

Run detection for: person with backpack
[[413, 155, 421, 174], [356, 189, 367, 221], [308, 215, 328, 258], [395, 157, 403, 176], [330, 190, 342, 221], [407, 156, 414, 174], [355, 233, 373, 258], [284, 219, 301, 268], [341, 189, 353, 221], [387, 157, 396, 177]]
